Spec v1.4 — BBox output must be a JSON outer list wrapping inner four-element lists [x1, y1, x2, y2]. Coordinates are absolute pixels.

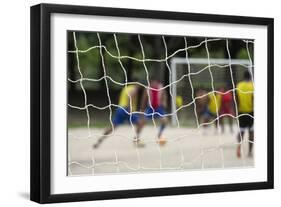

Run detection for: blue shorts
[[145, 106, 166, 119], [202, 107, 216, 119], [112, 107, 139, 126]]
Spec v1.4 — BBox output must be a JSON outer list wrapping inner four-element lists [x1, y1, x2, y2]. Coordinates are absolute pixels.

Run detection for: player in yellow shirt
[[208, 92, 222, 116], [236, 71, 254, 158], [93, 84, 144, 148], [201, 91, 222, 132], [195, 88, 208, 123]]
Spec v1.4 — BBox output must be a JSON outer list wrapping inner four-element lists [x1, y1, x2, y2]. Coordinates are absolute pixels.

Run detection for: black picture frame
[[30, 3, 274, 204]]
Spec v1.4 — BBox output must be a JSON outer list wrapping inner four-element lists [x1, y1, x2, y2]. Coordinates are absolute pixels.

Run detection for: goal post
[[170, 57, 252, 126]]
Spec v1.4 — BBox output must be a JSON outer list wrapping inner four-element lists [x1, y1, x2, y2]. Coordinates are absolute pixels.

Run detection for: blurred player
[[236, 71, 254, 158], [140, 78, 168, 145], [219, 86, 234, 133], [202, 91, 222, 132], [195, 88, 209, 124], [93, 84, 145, 148]]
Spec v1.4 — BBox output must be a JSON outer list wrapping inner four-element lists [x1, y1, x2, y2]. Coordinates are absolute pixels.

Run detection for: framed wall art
[[30, 3, 274, 203]]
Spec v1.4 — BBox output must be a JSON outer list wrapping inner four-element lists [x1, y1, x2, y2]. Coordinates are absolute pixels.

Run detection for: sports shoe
[[133, 137, 145, 148], [157, 136, 167, 146]]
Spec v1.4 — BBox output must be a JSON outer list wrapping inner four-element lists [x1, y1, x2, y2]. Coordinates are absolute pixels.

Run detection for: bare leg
[[228, 117, 233, 133], [202, 117, 209, 134], [220, 117, 225, 133], [202, 115, 210, 127], [156, 117, 168, 146], [158, 117, 168, 138], [237, 130, 245, 158], [248, 130, 254, 157], [214, 118, 219, 134], [134, 118, 145, 139], [93, 125, 115, 149], [133, 119, 146, 147], [104, 126, 114, 136]]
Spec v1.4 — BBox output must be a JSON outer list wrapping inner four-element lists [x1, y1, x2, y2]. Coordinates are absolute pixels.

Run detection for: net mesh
[[67, 32, 254, 175]]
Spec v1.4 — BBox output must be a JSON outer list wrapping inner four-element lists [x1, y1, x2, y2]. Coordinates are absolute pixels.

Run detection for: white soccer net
[[67, 32, 254, 176]]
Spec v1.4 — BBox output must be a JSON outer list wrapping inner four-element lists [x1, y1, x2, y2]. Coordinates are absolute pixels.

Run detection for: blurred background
[[67, 31, 253, 128]]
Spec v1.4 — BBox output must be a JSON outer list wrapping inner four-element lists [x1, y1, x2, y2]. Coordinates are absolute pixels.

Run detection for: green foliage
[[237, 48, 249, 59], [68, 32, 253, 91]]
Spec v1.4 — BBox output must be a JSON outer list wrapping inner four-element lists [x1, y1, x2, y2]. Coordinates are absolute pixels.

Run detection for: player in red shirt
[[140, 78, 168, 145], [219, 86, 234, 133]]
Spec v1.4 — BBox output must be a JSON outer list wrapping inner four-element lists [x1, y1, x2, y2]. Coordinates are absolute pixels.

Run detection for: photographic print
[[67, 31, 255, 176], [30, 4, 273, 203]]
